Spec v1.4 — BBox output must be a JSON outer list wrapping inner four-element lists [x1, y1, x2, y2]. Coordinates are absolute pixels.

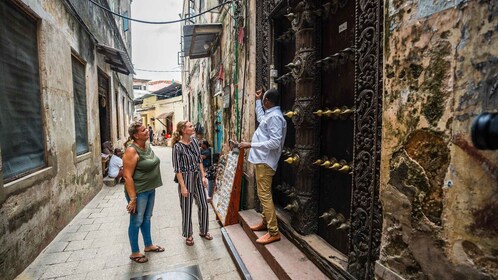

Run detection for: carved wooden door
[[317, 0, 355, 255], [257, 0, 384, 278]]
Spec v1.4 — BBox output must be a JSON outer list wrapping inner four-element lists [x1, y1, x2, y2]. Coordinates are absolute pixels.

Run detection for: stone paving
[[16, 146, 241, 280]]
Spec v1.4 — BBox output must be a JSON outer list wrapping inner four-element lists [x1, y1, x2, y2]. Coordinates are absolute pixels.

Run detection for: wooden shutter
[[0, 1, 45, 181], [72, 56, 88, 155]]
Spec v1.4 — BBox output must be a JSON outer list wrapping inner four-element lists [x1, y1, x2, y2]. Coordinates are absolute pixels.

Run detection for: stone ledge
[[375, 261, 406, 280], [103, 176, 118, 187]]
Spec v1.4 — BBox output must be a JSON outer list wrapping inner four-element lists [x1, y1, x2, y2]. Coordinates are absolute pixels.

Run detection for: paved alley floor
[[16, 146, 241, 280]]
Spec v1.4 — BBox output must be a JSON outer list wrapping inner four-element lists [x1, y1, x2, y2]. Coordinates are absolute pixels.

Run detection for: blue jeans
[[126, 189, 155, 253]]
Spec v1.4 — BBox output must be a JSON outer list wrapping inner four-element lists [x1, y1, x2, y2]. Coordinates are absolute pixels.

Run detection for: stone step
[[223, 225, 279, 280], [103, 176, 118, 187], [238, 209, 329, 280]]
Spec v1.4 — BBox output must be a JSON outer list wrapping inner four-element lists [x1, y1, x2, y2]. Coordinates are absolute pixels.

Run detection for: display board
[[212, 147, 245, 226]]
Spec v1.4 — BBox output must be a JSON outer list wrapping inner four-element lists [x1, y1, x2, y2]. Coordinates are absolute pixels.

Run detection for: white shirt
[[108, 155, 123, 178], [248, 100, 287, 171]]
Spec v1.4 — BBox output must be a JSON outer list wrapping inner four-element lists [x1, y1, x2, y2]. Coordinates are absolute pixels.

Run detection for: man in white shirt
[[108, 148, 123, 183], [239, 88, 287, 245]]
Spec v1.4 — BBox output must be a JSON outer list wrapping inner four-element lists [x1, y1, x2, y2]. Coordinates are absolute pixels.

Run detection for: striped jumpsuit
[[172, 137, 209, 237]]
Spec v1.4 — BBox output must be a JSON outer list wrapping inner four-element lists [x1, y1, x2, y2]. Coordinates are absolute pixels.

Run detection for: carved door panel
[[317, 0, 355, 254], [274, 11, 296, 208]]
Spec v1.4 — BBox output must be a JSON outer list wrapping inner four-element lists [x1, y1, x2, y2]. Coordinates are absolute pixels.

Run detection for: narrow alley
[[16, 146, 240, 280]]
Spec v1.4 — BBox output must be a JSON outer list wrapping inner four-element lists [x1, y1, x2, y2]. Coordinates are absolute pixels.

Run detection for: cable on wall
[[88, 0, 234, 25]]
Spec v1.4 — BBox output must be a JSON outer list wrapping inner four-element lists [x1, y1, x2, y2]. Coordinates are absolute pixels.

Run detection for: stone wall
[[379, 1, 498, 279], [0, 1, 133, 279]]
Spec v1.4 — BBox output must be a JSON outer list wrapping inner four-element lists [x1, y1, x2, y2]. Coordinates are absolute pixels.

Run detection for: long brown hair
[[171, 120, 188, 146], [124, 121, 143, 147]]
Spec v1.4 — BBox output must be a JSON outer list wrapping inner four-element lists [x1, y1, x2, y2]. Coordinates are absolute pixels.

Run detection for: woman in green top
[[123, 121, 164, 263]]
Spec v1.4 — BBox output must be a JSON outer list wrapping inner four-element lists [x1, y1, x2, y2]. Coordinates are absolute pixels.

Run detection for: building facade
[[182, 0, 497, 279], [134, 83, 183, 143], [0, 0, 134, 279]]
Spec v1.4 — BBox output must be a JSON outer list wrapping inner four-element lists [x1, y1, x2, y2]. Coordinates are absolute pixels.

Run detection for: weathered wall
[[181, 0, 256, 207], [0, 1, 133, 279], [379, 1, 498, 279]]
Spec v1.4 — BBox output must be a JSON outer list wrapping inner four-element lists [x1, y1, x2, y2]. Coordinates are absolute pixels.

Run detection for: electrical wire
[[88, 0, 233, 25], [135, 68, 184, 73]]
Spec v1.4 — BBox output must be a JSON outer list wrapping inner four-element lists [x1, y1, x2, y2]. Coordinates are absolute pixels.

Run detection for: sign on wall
[[212, 147, 244, 226], [222, 85, 230, 109]]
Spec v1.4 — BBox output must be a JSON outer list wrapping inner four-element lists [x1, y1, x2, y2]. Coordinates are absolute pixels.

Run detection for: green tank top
[[129, 143, 162, 193]]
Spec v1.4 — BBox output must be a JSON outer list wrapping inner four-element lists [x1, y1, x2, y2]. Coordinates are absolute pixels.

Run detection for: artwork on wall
[[212, 146, 245, 226]]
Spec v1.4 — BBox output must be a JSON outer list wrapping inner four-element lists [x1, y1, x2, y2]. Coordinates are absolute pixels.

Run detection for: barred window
[[72, 55, 89, 155], [0, 1, 45, 181]]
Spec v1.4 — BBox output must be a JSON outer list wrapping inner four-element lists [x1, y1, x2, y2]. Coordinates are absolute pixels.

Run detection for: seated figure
[[108, 148, 123, 183]]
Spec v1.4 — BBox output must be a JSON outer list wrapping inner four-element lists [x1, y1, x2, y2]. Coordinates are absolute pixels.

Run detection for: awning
[[96, 44, 135, 75], [136, 106, 155, 112], [183, 24, 222, 59], [156, 112, 174, 119]]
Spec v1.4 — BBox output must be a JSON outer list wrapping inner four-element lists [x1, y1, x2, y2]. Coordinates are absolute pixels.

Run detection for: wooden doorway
[[257, 0, 384, 279], [98, 70, 111, 146]]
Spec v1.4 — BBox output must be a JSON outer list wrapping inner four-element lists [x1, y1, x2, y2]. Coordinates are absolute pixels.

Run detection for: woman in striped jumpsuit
[[172, 121, 212, 246]]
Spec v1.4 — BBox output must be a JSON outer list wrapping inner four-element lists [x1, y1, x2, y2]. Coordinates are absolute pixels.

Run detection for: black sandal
[[144, 245, 165, 252], [129, 255, 148, 263], [186, 237, 194, 246], [199, 232, 213, 240]]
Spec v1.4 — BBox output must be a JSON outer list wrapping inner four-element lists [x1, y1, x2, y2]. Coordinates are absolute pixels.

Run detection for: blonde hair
[[171, 120, 188, 146], [124, 121, 143, 147]]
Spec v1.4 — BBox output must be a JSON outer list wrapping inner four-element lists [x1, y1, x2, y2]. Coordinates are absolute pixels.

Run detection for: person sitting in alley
[[108, 148, 124, 183], [102, 141, 113, 155], [238, 88, 287, 245], [123, 121, 165, 263], [200, 140, 214, 200], [172, 121, 212, 246]]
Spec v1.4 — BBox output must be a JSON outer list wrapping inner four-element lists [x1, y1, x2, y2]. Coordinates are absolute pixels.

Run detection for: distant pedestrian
[[108, 148, 123, 183], [172, 121, 212, 246], [148, 125, 154, 143], [123, 121, 165, 263]]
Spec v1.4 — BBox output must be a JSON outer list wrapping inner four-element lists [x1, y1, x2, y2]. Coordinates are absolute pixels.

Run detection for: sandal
[[186, 237, 194, 246], [144, 245, 165, 252], [129, 255, 148, 263], [199, 232, 213, 240]]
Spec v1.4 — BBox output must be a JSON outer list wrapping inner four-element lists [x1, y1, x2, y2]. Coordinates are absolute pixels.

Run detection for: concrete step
[[238, 209, 329, 280], [223, 224, 279, 280], [103, 176, 118, 187]]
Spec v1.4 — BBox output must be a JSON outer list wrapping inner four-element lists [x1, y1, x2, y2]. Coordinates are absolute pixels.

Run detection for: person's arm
[[199, 157, 208, 188], [250, 116, 285, 150], [255, 89, 264, 122], [173, 145, 189, 197], [123, 146, 139, 213], [255, 100, 264, 123], [201, 149, 208, 160]]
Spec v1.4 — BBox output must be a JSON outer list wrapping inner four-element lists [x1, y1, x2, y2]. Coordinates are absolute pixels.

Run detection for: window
[[72, 55, 89, 155], [0, 1, 45, 181], [123, 11, 129, 32], [133, 85, 141, 90]]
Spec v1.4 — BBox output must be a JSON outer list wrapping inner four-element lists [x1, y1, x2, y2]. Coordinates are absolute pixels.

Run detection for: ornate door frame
[[256, 0, 384, 279]]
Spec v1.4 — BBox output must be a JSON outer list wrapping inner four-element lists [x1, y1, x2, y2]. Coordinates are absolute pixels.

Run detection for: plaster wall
[[380, 1, 498, 279], [181, 0, 256, 207], [154, 96, 184, 134], [0, 1, 133, 279]]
